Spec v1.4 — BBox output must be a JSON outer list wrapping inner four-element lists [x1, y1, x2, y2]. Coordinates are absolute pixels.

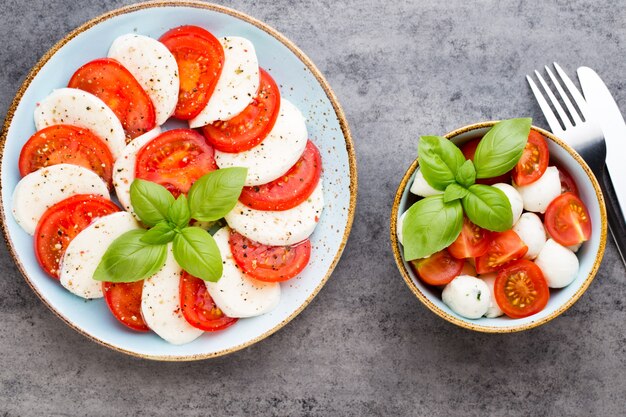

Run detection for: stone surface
[[1, 1, 625, 416]]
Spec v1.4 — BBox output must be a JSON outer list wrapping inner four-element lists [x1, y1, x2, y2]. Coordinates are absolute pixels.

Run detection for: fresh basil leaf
[[93, 229, 168, 282], [167, 194, 191, 229], [473, 118, 531, 178], [418, 136, 466, 191], [173, 227, 223, 282], [130, 179, 175, 226], [455, 159, 476, 188], [188, 168, 248, 222], [402, 195, 464, 260], [462, 184, 513, 232], [443, 183, 468, 203], [140, 222, 177, 245]]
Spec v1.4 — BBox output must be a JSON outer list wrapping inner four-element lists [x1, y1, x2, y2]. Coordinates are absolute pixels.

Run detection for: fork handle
[[598, 166, 626, 266]]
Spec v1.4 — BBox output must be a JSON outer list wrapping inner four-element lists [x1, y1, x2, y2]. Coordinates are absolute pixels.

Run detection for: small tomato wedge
[[238, 141, 322, 211], [512, 130, 549, 186], [180, 272, 238, 331], [102, 281, 149, 331], [448, 217, 492, 259], [229, 231, 311, 282], [556, 163, 579, 195], [19, 125, 114, 187], [544, 192, 592, 246], [202, 68, 280, 153], [461, 138, 511, 185], [68, 58, 156, 141], [159, 25, 224, 120], [135, 128, 217, 197], [495, 260, 549, 318], [409, 249, 464, 286], [34, 195, 119, 279], [475, 230, 528, 274]]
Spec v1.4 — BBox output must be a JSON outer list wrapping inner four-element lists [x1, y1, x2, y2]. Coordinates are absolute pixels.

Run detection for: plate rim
[[0, 0, 357, 360]]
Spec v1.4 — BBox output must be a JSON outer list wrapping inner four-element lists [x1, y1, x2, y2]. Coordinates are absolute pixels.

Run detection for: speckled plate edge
[[0, 0, 357, 360], [390, 122, 606, 333]]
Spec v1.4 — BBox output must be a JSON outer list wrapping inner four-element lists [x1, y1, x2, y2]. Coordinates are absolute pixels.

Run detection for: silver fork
[[527, 63, 626, 264]]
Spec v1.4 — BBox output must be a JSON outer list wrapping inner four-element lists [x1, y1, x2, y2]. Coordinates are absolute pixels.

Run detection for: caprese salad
[[397, 119, 592, 320], [12, 25, 324, 345]]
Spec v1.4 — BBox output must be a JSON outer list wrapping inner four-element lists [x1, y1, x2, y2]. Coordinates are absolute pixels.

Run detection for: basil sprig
[[402, 118, 530, 261], [94, 167, 247, 283]]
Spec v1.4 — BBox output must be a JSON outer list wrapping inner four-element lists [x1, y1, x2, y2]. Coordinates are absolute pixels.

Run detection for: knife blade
[[577, 66, 626, 220]]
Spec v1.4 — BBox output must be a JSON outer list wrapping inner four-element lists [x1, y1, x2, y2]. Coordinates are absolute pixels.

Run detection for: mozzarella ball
[[514, 166, 561, 213], [512, 212, 547, 259], [480, 273, 503, 318], [534, 239, 579, 288], [442, 275, 491, 319], [397, 211, 407, 245], [492, 183, 523, 224], [410, 169, 443, 197]]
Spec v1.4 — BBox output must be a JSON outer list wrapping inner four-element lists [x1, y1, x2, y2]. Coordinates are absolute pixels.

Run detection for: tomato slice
[[34, 195, 119, 279], [512, 130, 549, 186], [494, 259, 549, 318], [202, 68, 280, 153], [555, 163, 579, 195], [409, 249, 464, 286], [180, 272, 238, 331], [544, 192, 591, 246], [238, 141, 322, 211], [135, 129, 217, 197], [160, 25, 224, 120], [102, 281, 149, 331], [475, 230, 528, 274], [18, 125, 114, 187], [460, 138, 511, 185], [229, 231, 311, 282], [448, 217, 492, 259], [68, 58, 156, 141]]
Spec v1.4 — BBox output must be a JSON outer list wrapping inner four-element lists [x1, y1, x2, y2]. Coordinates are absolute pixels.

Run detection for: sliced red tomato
[[135, 129, 217, 197], [202, 68, 280, 153], [448, 217, 492, 259], [180, 272, 238, 331], [495, 259, 549, 318], [555, 163, 579, 195], [409, 249, 464, 286], [513, 130, 549, 186], [460, 138, 511, 185], [18, 125, 114, 187], [68, 58, 156, 141], [544, 192, 592, 246], [238, 141, 322, 211], [34, 195, 119, 279], [102, 281, 149, 331], [159, 25, 224, 120], [229, 231, 311, 282], [475, 230, 528, 274]]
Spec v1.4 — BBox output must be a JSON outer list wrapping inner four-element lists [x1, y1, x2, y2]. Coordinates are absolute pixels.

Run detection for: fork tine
[[534, 70, 573, 130], [526, 75, 563, 135], [545, 66, 583, 126], [553, 62, 591, 121]]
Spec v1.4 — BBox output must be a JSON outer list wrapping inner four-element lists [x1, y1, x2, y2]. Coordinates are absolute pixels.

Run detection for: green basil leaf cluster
[[402, 118, 530, 261], [94, 167, 247, 283]]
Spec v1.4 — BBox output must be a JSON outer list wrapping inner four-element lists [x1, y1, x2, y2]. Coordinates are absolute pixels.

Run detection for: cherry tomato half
[[448, 217, 492, 259], [475, 230, 528, 274], [544, 192, 592, 246], [102, 281, 149, 331], [495, 259, 549, 318], [513, 130, 549, 186], [410, 249, 464, 286], [180, 272, 238, 331]]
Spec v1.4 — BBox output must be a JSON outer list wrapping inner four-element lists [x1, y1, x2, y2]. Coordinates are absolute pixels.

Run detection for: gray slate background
[[1, 0, 625, 416]]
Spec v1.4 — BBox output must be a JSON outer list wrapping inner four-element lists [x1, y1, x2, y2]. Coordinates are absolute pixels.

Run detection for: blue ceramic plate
[[1, 2, 356, 360]]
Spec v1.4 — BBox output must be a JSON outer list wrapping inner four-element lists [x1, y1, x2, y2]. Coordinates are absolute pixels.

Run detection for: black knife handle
[[598, 166, 626, 266]]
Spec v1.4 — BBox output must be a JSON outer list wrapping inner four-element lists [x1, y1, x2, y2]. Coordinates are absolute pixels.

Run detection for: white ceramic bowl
[[390, 122, 607, 332]]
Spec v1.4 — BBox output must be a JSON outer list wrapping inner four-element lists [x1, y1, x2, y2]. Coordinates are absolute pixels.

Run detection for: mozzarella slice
[[492, 183, 523, 224], [189, 37, 259, 128], [534, 239, 579, 288], [410, 169, 443, 197], [442, 275, 491, 319], [12, 164, 110, 235], [225, 181, 324, 246], [108, 34, 179, 125], [512, 212, 547, 259], [205, 227, 280, 318], [34, 88, 126, 159], [480, 273, 503, 318], [112, 127, 162, 215], [59, 212, 140, 299], [141, 245, 204, 345], [514, 166, 561, 213], [215, 99, 308, 186]]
